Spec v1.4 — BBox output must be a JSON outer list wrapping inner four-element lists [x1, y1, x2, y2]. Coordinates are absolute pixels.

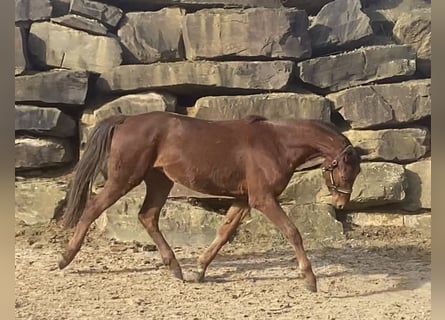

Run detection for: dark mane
[[307, 120, 351, 147], [243, 115, 268, 124]]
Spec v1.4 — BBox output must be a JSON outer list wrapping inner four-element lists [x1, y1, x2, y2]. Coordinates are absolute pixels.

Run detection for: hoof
[[304, 281, 318, 293], [58, 255, 69, 270], [171, 269, 184, 281], [184, 270, 204, 283]]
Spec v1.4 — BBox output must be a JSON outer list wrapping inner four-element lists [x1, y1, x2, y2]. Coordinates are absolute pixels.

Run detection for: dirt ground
[[15, 219, 431, 320]]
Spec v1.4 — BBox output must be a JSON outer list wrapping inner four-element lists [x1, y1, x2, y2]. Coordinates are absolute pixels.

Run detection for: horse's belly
[[161, 164, 246, 198]]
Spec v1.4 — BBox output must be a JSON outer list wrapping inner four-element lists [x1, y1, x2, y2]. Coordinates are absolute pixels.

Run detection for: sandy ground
[[15, 219, 431, 320]]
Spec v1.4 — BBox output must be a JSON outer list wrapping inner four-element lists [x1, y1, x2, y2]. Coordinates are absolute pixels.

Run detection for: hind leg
[[58, 179, 137, 269], [191, 200, 250, 282], [137, 169, 183, 280]]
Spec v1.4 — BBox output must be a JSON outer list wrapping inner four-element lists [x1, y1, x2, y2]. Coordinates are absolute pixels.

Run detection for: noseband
[[321, 145, 354, 195]]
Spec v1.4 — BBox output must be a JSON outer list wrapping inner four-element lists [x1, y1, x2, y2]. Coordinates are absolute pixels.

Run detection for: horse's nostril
[[338, 204, 344, 209]]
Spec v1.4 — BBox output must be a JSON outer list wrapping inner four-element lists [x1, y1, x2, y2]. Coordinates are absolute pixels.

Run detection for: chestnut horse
[[58, 111, 361, 292]]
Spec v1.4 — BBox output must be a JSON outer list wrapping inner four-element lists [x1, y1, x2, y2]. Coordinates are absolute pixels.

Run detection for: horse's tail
[[62, 114, 127, 228]]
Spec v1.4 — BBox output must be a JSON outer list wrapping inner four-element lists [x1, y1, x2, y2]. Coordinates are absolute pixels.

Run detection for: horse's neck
[[279, 122, 346, 164]]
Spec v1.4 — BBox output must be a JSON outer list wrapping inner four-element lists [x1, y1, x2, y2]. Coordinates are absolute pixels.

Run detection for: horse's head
[[321, 144, 361, 210]]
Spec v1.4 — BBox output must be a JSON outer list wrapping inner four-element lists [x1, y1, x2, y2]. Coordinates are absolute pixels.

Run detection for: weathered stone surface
[[79, 92, 177, 149], [346, 212, 405, 227], [118, 8, 186, 64], [327, 79, 431, 129], [15, 27, 28, 76], [15, 105, 76, 137], [15, 137, 75, 170], [15, 0, 52, 23], [348, 211, 430, 235], [95, 0, 335, 14], [96, 61, 295, 94], [99, 193, 225, 245], [79, 110, 95, 151], [93, 92, 177, 121], [348, 162, 407, 209], [95, 185, 344, 245], [286, 204, 344, 242], [93, 0, 285, 11], [237, 204, 345, 245], [52, 14, 109, 35], [182, 8, 311, 60], [297, 45, 416, 92], [51, 0, 71, 17], [280, 169, 330, 205], [403, 213, 431, 235], [403, 159, 431, 211], [344, 128, 430, 162], [281, 0, 333, 15], [69, 0, 123, 28], [362, 0, 430, 34], [15, 69, 89, 105], [191, 92, 331, 122], [309, 0, 373, 54], [393, 8, 431, 76], [28, 22, 122, 73], [15, 178, 68, 225], [281, 162, 407, 209]]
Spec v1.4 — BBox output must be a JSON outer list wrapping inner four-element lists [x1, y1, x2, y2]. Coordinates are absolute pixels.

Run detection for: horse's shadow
[[178, 243, 431, 297], [65, 241, 430, 298]]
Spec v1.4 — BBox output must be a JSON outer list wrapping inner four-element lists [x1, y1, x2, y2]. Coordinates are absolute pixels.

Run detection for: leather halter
[[321, 145, 354, 195]]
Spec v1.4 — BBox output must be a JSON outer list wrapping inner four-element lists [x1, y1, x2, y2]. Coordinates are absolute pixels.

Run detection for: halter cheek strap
[[321, 145, 354, 195]]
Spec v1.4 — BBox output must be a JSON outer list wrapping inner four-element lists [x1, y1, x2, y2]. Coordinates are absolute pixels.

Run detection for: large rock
[[280, 169, 330, 205], [80, 92, 177, 149], [96, 61, 295, 94], [118, 8, 186, 64], [15, 178, 68, 225], [51, 14, 109, 36], [15, 0, 52, 23], [99, 192, 225, 245], [348, 162, 407, 209], [15, 69, 89, 105], [92, 0, 286, 11], [309, 0, 373, 54], [51, 0, 71, 17], [403, 213, 430, 236], [281, 162, 408, 210], [69, 0, 123, 28], [297, 45, 416, 92], [346, 211, 405, 227], [94, 0, 334, 14], [93, 92, 177, 121], [362, 0, 430, 35], [28, 22, 122, 73], [327, 79, 431, 129], [393, 8, 431, 76], [15, 137, 75, 170], [347, 211, 429, 236], [192, 92, 331, 121], [79, 110, 96, 151], [15, 27, 29, 75], [15, 105, 76, 137], [237, 204, 345, 246], [403, 159, 431, 211], [96, 186, 344, 246], [282, 0, 333, 15], [344, 128, 430, 162], [182, 8, 311, 60]]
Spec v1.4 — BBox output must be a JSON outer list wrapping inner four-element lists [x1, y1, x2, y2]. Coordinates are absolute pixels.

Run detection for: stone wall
[[15, 0, 431, 244]]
